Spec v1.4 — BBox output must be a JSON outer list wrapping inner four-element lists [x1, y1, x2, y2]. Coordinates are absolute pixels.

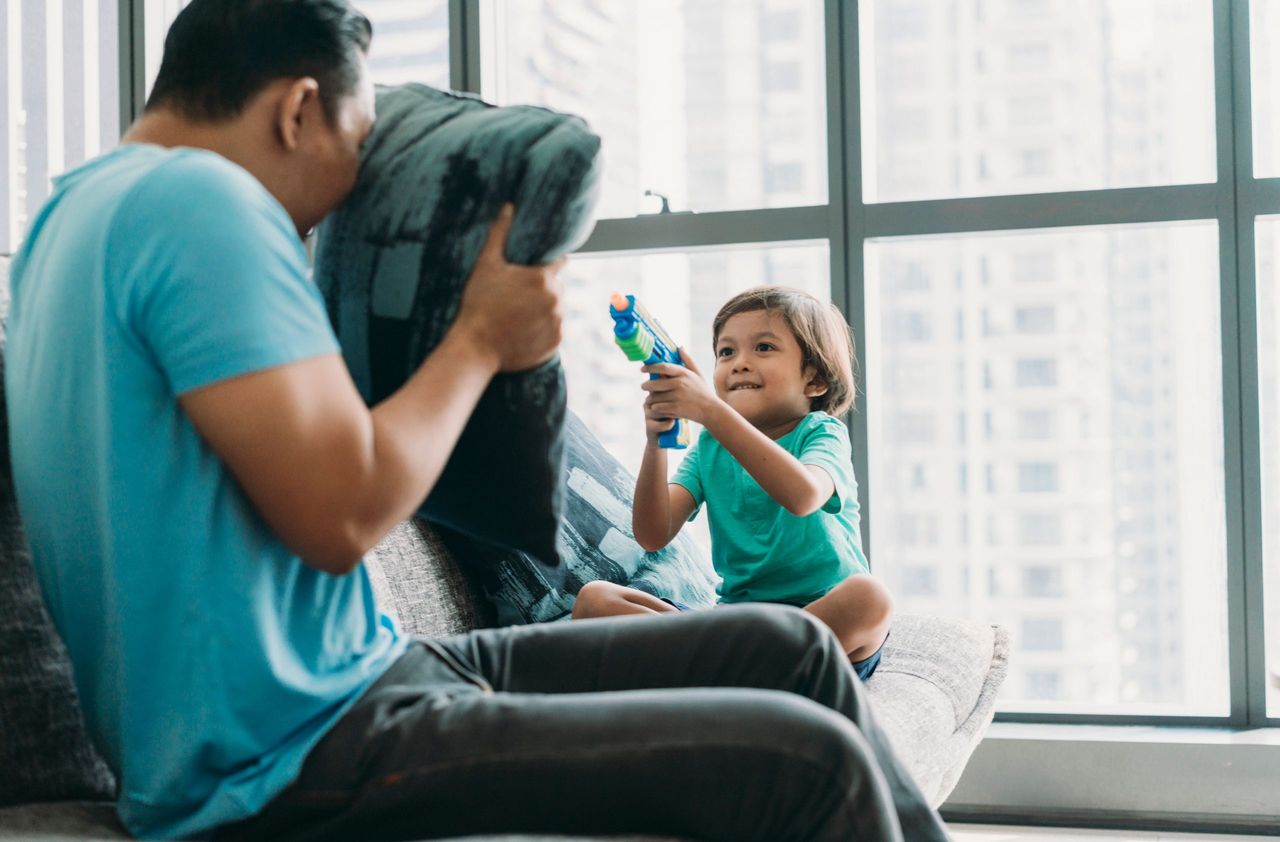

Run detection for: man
[[6, 2, 950, 840]]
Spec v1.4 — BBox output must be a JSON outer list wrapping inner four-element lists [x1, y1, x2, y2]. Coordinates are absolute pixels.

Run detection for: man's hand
[[641, 350, 723, 437], [452, 204, 565, 373]]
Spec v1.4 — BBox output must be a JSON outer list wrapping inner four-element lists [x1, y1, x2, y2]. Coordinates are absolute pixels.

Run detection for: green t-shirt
[[671, 412, 869, 605]]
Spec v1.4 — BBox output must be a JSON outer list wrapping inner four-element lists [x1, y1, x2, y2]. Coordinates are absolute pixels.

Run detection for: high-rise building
[[867, 0, 1222, 710]]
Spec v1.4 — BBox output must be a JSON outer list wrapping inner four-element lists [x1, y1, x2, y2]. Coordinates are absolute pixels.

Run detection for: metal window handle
[[643, 189, 672, 214]]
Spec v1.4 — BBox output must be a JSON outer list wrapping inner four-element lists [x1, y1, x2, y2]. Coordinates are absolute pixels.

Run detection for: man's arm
[[179, 206, 563, 575]]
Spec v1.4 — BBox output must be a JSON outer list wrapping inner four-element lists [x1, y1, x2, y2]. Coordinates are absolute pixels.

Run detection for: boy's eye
[[755, 343, 775, 353], [717, 347, 734, 357]]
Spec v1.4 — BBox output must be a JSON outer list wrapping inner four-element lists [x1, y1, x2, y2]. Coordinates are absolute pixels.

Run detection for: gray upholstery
[[0, 250, 1008, 840]]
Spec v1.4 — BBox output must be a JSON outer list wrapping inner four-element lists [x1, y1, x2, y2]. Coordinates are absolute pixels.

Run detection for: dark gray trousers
[[216, 604, 950, 841]]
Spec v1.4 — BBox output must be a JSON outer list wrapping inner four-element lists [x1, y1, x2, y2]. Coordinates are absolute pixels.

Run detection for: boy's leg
[[804, 573, 894, 661], [571, 579, 679, 619]]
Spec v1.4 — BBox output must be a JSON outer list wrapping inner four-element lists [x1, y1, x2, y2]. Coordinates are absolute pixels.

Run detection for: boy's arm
[[701, 404, 835, 517], [632, 442, 698, 551], [643, 355, 834, 518]]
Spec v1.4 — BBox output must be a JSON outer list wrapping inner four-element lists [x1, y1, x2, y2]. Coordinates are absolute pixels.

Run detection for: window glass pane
[[2, 0, 120, 254], [357, 0, 449, 88], [859, 0, 1215, 203], [486, 0, 827, 219], [1259, 216, 1280, 717], [866, 222, 1228, 715], [1255, 0, 1280, 178], [145, 0, 190, 97]]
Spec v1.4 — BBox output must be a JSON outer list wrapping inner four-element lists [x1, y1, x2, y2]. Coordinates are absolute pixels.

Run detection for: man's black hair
[[146, 0, 372, 122]]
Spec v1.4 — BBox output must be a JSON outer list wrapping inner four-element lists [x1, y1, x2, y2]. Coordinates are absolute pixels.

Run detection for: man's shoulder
[[121, 148, 285, 232]]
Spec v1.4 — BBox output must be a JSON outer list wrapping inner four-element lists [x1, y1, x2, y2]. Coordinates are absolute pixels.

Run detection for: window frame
[[108, 0, 1280, 829]]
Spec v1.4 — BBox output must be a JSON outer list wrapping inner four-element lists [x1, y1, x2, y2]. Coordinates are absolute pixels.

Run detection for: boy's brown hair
[[711, 286, 858, 416]]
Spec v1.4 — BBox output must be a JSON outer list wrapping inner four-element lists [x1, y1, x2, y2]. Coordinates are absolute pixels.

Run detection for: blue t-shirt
[[5, 145, 406, 840], [671, 412, 868, 605]]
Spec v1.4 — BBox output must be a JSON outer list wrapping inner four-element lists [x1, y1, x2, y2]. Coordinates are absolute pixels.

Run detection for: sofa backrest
[[364, 518, 495, 637]]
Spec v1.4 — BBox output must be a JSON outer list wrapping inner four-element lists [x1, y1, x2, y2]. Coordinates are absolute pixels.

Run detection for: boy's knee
[[857, 576, 894, 625], [572, 580, 616, 619]]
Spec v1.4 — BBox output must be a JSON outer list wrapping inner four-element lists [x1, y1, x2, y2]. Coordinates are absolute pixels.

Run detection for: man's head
[[147, 0, 372, 124], [143, 0, 375, 234]]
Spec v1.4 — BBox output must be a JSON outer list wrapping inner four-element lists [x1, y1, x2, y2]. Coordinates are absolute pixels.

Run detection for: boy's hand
[[642, 349, 724, 434], [454, 204, 566, 373]]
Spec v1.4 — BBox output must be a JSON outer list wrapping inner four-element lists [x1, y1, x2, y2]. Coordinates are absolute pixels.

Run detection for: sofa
[[0, 254, 1010, 840]]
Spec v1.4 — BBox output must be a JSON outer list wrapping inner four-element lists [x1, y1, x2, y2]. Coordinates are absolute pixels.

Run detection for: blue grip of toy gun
[[650, 348, 686, 449]]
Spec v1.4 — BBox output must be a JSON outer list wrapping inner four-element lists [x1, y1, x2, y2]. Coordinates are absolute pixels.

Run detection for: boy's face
[[713, 310, 825, 434]]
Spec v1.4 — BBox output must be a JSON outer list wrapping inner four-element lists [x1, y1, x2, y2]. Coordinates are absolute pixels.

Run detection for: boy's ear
[[803, 366, 829, 398]]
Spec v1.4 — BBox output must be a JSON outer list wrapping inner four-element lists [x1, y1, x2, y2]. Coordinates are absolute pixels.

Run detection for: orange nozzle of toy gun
[[609, 292, 631, 311]]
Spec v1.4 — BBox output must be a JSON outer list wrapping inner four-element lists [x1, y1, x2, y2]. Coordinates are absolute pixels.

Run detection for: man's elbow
[[299, 549, 364, 577], [287, 519, 371, 576]]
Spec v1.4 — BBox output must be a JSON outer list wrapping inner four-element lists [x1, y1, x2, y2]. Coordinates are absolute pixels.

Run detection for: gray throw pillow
[[0, 260, 115, 805], [438, 412, 720, 625], [314, 84, 601, 572]]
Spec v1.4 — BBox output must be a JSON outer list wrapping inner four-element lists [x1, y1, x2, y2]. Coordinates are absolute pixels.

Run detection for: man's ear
[[275, 77, 321, 152]]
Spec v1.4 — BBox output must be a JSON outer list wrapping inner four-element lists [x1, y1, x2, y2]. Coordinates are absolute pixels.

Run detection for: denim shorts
[[657, 598, 886, 681]]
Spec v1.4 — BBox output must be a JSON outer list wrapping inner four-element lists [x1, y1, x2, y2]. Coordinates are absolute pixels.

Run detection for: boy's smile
[[714, 310, 826, 438]]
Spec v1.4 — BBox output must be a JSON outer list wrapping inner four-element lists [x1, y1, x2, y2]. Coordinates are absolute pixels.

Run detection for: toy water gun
[[609, 292, 692, 449]]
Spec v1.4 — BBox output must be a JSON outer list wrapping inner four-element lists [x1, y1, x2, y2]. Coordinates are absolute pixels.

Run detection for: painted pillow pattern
[[437, 412, 720, 625]]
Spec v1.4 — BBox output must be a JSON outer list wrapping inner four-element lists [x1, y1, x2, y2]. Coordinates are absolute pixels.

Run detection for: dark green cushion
[[315, 84, 601, 573]]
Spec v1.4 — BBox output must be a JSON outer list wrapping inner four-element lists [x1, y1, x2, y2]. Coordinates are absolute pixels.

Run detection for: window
[[1017, 409, 1055, 439], [1018, 462, 1059, 493], [762, 61, 802, 93], [1260, 217, 1280, 716], [893, 412, 936, 444], [2, 1, 120, 253], [1022, 618, 1065, 652], [1025, 670, 1063, 701], [860, 0, 1214, 202], [894, 513, 939, 546], [1017, 512, 1061, 546], [1023, 566, 1065, 598], [1015, 305, 1056, 334], [1254, 1, 1280, 178], [486, 0, 826, 218], [900, 565, 939, 597], [890, 311, 932, 342], [358, 1, 450, 88], [1015, 358, 1058, 388]]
